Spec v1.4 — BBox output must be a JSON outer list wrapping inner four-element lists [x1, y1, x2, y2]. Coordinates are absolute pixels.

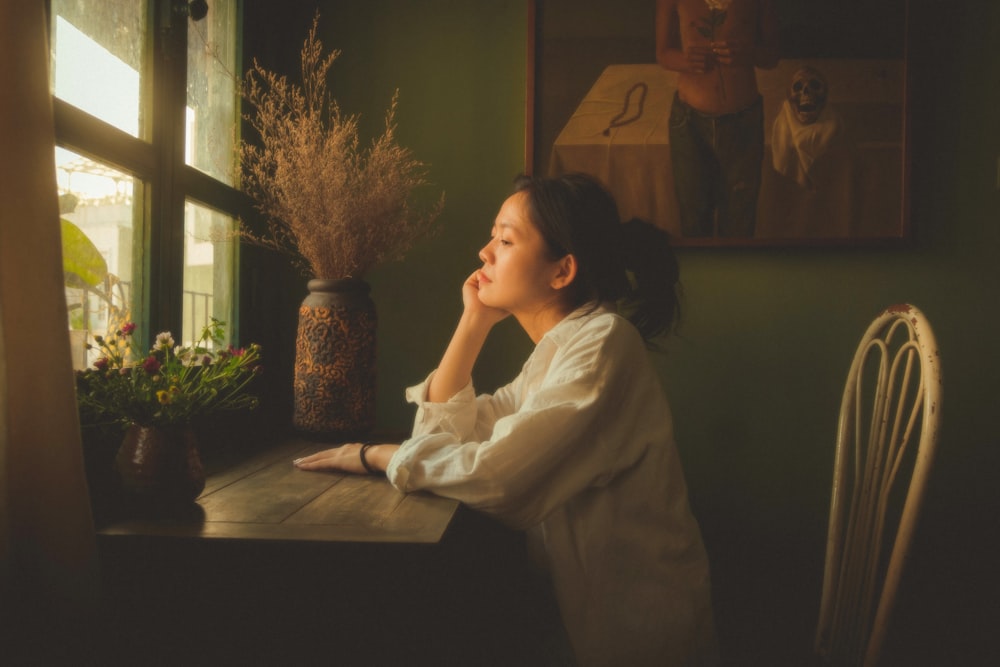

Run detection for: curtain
[[0, 0, 100, 659]]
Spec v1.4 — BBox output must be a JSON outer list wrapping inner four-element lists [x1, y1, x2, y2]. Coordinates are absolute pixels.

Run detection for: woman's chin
[[477, 292, 503, 311]]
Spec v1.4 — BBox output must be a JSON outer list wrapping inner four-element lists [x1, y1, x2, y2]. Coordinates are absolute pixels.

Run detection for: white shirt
[[387, 305, 717, 666]]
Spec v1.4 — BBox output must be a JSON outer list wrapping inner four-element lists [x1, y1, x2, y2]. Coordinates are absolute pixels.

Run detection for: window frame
[[50, 0, 251, 351]]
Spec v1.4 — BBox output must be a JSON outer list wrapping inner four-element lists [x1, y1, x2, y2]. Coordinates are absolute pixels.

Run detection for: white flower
[[705, 0, 732, 11], [174, 345, 197, 366], [155, 332, 175, 350]]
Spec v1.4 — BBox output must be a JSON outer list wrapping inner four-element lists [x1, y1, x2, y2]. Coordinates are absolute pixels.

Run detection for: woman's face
[[477, 191, 566, 315]]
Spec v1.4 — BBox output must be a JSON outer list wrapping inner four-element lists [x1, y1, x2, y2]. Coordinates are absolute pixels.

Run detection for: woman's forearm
[[427, 311, 493, 403], [365, 444, 400, 473]]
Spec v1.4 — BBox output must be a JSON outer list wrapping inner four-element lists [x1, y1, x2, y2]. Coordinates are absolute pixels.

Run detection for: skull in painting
[[789, 66, 828, 125]]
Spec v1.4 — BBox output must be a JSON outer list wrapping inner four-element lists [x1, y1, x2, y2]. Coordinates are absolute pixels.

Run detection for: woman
[[294, 173, 717, 666]]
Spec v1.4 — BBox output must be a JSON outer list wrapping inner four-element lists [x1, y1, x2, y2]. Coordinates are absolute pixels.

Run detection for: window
[[51, 0, 245, 369]]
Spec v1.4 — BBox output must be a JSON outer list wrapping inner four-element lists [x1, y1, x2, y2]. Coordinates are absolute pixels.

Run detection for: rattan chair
[[814, 304, 942, 666]]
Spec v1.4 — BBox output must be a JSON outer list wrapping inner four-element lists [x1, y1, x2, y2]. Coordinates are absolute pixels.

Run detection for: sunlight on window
[[52, 0, 241, 369], [51, 0, 145, 370], [187, 0, 238, 185], [57, 149, 136, 370], [51, 3, 145, 138], [183, 201, 236, 347]]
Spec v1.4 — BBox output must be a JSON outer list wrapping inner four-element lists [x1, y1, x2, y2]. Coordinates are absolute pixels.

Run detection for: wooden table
[[94, 438, 545, 664], [97, 437, 460, 544]]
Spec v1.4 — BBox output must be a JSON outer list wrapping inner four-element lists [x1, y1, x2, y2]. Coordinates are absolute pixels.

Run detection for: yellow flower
[[156, 390, 172, 405]]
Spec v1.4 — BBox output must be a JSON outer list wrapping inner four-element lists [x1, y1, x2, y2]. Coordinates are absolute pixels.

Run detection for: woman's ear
[[550, 254, 578, 291]]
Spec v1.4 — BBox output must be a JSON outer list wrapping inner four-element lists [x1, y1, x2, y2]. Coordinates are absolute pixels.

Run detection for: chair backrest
[[814, 304, 942, 666]]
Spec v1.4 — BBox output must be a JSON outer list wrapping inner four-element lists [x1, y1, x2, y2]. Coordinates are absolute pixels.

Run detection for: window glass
[[50, 0, 146, 138], [57, 149, 138, 370], [187, 0, 239, 185], [183, 200, 236, 347], [52, 0, 242, 371]]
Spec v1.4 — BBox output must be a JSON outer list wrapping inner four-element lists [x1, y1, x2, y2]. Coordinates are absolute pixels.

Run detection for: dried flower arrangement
[[239, 14, 444, 279]]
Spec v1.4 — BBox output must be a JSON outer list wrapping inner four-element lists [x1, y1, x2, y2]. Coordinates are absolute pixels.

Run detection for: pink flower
[[94, 357, 109, 371], [121, 322, 137, 335], [142, 355, 161, 374]]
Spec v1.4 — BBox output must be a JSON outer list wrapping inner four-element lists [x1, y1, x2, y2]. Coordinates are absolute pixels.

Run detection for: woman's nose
[[479, 241, 493, 264]]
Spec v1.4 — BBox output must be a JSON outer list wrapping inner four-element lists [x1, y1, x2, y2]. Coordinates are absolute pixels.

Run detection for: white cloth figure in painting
[[771, 65, 844, 189]]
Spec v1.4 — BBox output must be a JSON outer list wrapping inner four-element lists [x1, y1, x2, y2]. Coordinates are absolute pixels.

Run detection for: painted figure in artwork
[[656, 0, 779, 237], [770, 65, 846, 190]]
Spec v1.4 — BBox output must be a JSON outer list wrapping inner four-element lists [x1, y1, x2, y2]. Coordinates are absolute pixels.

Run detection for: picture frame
[[526, 0, 911, 247]]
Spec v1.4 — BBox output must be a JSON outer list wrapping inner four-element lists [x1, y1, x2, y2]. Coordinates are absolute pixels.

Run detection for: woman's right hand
[[462, 269, 510, 329]]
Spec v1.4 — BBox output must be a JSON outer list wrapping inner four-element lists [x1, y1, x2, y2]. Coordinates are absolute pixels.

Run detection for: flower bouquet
[[76, 319, 262, 505], [76, 318, 261, 429]]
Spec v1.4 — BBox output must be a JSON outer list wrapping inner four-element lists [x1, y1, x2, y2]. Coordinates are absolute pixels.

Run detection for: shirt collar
[[539, 302, 615, 348]]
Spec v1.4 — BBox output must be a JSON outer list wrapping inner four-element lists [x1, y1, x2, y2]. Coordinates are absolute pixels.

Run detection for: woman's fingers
[[293, 444, 362, 471]]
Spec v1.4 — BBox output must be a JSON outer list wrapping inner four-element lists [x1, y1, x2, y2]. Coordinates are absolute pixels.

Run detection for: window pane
[[186, 0, 239, 184], [51, 0, 147, 138], [183, 201, 236, 347], [57, 149, 139, 370]]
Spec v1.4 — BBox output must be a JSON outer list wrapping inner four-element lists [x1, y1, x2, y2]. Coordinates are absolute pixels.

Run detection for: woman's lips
[[478, 269, 492, 284]]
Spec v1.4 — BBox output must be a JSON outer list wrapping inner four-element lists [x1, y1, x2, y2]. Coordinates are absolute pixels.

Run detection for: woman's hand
[[462, 269, 509, 329], [294, 443, 399, 475], [426, 270, 506, 403]]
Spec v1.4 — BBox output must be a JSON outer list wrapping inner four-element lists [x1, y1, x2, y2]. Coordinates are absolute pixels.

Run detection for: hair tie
[[359, 443, 379, 474]]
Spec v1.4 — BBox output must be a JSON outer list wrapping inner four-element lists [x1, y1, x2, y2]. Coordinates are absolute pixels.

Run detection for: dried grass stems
[[239, 15, 444, 280]]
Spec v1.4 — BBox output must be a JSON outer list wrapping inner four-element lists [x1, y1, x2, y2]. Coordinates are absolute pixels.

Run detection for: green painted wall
[[316, 0, 537, 432], [243, 1, 999, 660]]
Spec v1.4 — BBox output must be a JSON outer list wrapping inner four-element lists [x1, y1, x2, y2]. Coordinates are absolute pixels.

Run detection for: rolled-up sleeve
[[386, 318, 649, 528], [404, 370, 479, 439]]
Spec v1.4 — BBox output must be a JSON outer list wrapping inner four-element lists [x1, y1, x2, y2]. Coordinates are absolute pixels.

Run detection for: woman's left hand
[[293, 443, 398, 475]]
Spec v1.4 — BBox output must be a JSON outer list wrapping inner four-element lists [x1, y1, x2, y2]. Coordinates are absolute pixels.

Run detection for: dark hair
[[512, 172, 680, 340]]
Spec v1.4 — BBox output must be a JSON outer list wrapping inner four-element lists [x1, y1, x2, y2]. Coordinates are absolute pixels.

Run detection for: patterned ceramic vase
[[292, 278, 377, 439]]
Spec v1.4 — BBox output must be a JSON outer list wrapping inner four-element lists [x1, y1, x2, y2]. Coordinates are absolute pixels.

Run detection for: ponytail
[[619, 218, 681, 341]]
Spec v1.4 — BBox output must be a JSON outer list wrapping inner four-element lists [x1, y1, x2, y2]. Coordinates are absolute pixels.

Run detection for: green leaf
[[61, 218, 108, 288]]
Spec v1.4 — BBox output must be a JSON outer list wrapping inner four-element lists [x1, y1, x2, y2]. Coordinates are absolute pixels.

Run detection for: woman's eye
[[499, 238, 512, 246]]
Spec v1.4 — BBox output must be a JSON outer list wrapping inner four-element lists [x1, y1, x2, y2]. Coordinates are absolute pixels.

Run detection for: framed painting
[[526, 0, 911, 247]]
